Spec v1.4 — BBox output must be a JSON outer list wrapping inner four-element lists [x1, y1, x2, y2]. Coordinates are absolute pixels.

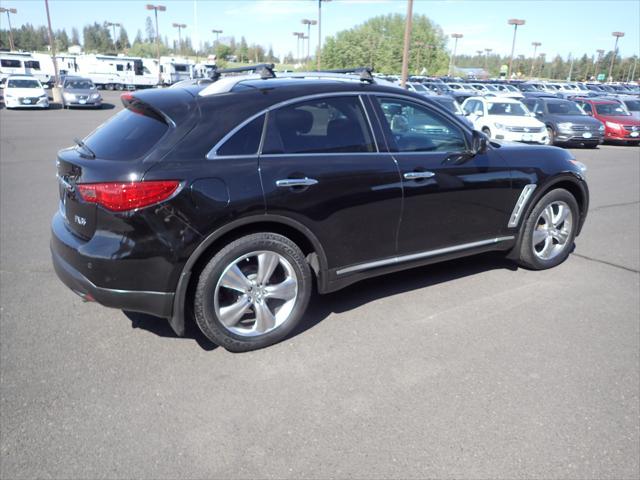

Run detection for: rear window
[[84, 109, 168, 160]]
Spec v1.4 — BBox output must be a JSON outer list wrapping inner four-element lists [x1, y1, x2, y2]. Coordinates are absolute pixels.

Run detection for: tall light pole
[[293, 32, 304, 64], [43, 0, 61, 103], [447, 33, 462, 77], [537, 53, 546, 78], [400, 0, 414, 87], [146, 4, 166, 85], [484, 48, 492, 71], [530, 41, 541, 78], [212, 29, 222, 47], [592, 49, 605, 81], [608, 31, 624, 81], [172, 23, 187, 55], [507, 18, 525, 79], [301, 19, 317, 64], [0, 7, 17, 51], [317, 0, 331, 70], [106, 22, 121, 53]]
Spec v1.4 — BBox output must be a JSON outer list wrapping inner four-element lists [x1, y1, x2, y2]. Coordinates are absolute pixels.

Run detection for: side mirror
[[474, 110, 484, 117], [472, 129, 488, 154]]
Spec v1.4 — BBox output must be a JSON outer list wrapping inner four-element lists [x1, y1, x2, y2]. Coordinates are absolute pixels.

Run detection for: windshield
[[595, 103, 631, 116], [411, 83, 427, 92], [64, 80, 94, 89], [487, 102, 527, 116], [547, 101, 585, 115], [624, 100, 640, 112], [7, 79, 41, 89]]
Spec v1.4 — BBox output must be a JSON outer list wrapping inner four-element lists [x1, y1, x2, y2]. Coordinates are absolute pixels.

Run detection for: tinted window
[[625, 100, 640, 112], [1, 59, 21, 68], [580, 102, 592, 113], [7, 79, 41, 88], [487, 102, 527, 116], [263, 96, 375, 154], [377, 97, 466, 153], [116, 64, 124, 71], [595, 103, 630, 116], [24, 60, 40, 69], [64, 80, 94, 89], [217, 114, 265, 157], [175, 64, 188, 72], [84, 109, 168, 160], [547, 101, 585, 115]]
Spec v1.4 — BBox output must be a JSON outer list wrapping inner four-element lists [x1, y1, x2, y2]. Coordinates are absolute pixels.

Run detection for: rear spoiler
[[120, 92, 183, 127]]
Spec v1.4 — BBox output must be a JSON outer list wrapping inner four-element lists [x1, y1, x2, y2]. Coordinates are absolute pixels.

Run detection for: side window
[[262, 96, 375, 154], [463, 100, 476, 115], [215, 114, 265, 157], [116, 64, 124, 72], [1, 59, 21, 68], [581, 103, 592, 114], [376, 97, 467, 153]]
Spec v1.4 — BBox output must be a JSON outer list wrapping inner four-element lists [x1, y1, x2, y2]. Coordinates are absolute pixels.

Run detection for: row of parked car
[[1, 74, 103, 109], [384, 77, 640, 147]]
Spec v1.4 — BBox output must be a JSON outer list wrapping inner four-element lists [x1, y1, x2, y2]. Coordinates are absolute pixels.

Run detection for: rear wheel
[[194, 233, 312, 352], [516, 188, 579, 270], [105, 83, 114, 91], [584, 142, 599, 149]]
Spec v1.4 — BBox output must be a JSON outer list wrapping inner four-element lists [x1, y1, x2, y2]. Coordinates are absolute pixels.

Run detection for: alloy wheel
[[532, 201, 573, 260], [213, 251, 298, 337]]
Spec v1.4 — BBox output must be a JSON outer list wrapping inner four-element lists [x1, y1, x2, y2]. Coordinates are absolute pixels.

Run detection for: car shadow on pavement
[[121, 252, 517, 351], [287, 252, 518, 341]]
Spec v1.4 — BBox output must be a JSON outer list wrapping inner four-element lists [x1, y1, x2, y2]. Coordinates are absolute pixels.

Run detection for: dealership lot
[[1, 92, 638, 479]]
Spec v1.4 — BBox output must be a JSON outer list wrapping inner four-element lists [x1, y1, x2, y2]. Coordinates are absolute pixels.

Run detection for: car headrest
[[276, 108, 314, 135]]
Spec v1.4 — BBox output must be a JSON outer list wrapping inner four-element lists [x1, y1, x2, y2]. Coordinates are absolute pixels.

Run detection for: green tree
[[145, 16, 155, 42], [321, 13, 448, 74]]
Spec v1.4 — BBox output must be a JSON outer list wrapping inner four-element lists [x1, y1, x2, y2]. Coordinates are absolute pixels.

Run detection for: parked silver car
[[61, 77, 102, 108]]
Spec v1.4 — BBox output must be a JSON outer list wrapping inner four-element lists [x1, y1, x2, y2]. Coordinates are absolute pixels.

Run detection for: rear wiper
[[73, 137, 95, 159]]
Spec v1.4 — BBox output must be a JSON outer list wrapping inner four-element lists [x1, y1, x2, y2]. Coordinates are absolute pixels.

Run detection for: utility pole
[[447, 33, 462, 77], [530, 42, 541, 78], [146, 5, 166, 85], [43, 0, 61, 104], [212, 29, 222, 47], [507, 18, 525, 79], [608, 31, 624, 81], [172, 23, 187, 55], [293, 32, 303, 65], [400, 0, 414, 87], [0, 7, 17, 51], [317, 0, 331, 70], [537, 53, 546, 78], [106, 22, 121, 53]]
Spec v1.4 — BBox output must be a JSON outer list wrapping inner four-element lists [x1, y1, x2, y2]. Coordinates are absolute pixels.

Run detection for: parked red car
[[573, 98, 640, 144]]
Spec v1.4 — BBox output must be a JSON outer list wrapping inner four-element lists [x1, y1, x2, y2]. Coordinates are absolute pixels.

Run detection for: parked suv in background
[[522, 97, 604, 147], [462, 96, 547, 144], [574, 97, 640, 144], [51, 67, 589, 351], [3, 75, 49, 109]]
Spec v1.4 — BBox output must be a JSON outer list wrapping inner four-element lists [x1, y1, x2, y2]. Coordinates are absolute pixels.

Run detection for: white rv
[[74, 54, 158, 90], [0, 52, 52, 85], [159, 56, 194, 85]]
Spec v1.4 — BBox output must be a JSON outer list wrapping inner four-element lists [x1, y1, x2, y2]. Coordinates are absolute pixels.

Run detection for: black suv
[[51, 67, 589, 351]]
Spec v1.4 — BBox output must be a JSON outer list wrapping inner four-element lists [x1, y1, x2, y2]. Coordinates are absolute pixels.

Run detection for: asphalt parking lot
[[1, 91, 638, 479]]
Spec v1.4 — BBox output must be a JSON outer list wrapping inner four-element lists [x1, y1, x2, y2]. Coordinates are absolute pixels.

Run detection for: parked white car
[[461, 96, 547, 144], [2, 75, 49, 109]]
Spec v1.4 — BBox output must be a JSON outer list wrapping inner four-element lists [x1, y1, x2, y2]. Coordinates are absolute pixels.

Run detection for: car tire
[[194, 232, 312, 352], [585, 142, 599, 149], [546, 127, 555, 145], [481, 127, 491, 138], [516, 188, 579, 270], [105, 84, 114, 91]]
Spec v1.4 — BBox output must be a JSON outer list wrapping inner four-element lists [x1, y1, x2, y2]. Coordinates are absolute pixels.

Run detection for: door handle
[[276, 178, 319, 188], [403, 171, 435, 180]]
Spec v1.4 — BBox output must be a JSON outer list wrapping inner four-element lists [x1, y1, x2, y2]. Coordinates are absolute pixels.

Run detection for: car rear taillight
[[77, 181, 180, 212]]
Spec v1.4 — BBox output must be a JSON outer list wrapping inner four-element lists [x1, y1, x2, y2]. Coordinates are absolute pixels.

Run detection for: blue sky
[[4, 0, 639, 60]]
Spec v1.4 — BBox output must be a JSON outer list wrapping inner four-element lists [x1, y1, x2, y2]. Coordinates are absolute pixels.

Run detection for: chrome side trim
[[336, 236, 515, 275], [508, 184, 537, 228]]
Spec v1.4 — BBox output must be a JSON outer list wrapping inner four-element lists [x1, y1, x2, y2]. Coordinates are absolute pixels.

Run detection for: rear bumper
[[51, 244, 174, 318]]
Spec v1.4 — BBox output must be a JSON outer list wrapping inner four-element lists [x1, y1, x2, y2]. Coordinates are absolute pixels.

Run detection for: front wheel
[[194, 233, 312, 352], [516, 188, 579, 270], [545, 127, 555, 145]]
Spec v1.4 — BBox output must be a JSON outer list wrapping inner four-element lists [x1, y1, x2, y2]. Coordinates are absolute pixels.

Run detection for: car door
[[259, 94, 402, 270], [370, 95, 514, 256]]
